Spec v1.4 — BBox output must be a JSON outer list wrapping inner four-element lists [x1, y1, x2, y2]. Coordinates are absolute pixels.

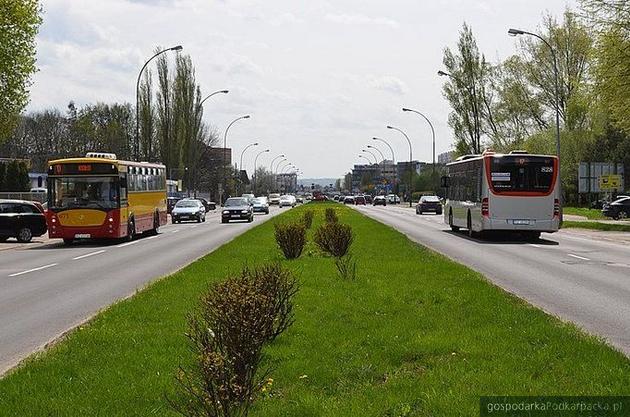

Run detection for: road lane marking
[[171, 230, 180, 234], [117, 240, 140, 248], [146, 235, 159, 240], [9, 263, 58, 277], [531, 244, 542, 248], [568, 253, 590, 261], [72, 250, 106, 260]]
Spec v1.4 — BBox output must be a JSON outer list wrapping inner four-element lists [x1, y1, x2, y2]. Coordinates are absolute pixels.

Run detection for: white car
[[386, 194, 400, 204], [268, 193, 281, 205], [279, 195, 296, 208]]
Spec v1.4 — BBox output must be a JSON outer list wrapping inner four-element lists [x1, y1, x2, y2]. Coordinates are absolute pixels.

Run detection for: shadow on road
[[442, 230, 559, 246]]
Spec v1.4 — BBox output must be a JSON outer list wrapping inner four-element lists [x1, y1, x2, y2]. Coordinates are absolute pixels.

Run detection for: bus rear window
[[489, 156, 555, 193]]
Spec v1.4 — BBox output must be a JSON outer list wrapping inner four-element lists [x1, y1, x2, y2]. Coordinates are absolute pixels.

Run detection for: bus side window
[[119, 174, 128, 205]]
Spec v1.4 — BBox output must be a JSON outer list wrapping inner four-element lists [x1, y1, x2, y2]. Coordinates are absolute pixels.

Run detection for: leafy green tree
[[0, 0, 42, 143], [4, 160, 29, 191]]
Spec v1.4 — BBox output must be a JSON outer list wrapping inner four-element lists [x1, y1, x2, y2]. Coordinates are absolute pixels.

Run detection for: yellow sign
[[599, 174, 622, 191]]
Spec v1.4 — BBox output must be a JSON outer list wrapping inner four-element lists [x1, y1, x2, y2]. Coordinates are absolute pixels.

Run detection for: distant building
[[396, 161, 426, 179], [28, 172, 47, 189], [351, 163, 380, 192], [277, 173, 297, 193], [438, 151, 455, 165]]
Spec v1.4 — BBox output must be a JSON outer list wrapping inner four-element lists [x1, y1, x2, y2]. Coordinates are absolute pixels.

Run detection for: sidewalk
[[0, 234, 53, 251], [563, 214, 630, 225]]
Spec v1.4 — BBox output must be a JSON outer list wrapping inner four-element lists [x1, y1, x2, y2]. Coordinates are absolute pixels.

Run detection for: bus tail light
[[481, 198, 489, 217], [553, 198, 560, 218]]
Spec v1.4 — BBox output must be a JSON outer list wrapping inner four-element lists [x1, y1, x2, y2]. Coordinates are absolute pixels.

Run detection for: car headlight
[[241, 209, 248, 214], [222, 210, 229, 214]]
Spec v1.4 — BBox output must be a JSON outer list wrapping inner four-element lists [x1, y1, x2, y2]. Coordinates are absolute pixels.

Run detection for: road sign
[[599, 174, 622, 191], [579, 162, 624, 193]]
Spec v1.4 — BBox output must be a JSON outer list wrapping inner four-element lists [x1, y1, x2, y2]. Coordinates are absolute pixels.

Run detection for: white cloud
[[325, 13, 399, 28], [367, 75, 408, 95]]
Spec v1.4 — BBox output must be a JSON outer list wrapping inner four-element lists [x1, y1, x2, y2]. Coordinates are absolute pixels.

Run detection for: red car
[[354, 196, 366, 205]]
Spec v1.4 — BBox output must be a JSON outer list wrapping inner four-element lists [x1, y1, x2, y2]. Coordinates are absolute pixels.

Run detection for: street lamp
[[358, 155, 371, 165], [508, 27, 563, 218], [276, 160, 290, 175], [367, 145, 385, 163], [372, 137, 395, 162], [200, 89, 229, 107], [270, 154, 286, 173], [135, 45, 183, 161], [361, 149, 378, 165], [402, 107, 436, 174], [387, 125, 414, 208], [222, 115, 250, 202], [253, 149, 270, 193], [238, 142, 258, 195]]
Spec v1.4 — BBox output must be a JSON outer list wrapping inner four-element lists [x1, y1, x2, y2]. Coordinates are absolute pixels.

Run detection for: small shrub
[[302, 210, 314, 229], [324, 207, 338, 223], [274, 222, 306, 259], [335, 253, 357, 280], [171, 264, 298, 417], [314, 222, 353, 257]]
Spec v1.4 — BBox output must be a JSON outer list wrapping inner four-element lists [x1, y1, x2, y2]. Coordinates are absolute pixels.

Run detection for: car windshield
[[253, 198, 265, 204], [225, 198, 247, 207], [612, 197, 630, 205], [50, 176, 119, 210], [489, 156, 555, 193], [422, 196, 440, 202], [175, 200, 199, 208]]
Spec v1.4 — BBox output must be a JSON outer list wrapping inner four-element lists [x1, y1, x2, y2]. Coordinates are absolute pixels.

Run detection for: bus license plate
[[75, 233, 91, 239], [513, 220, 530, 225]]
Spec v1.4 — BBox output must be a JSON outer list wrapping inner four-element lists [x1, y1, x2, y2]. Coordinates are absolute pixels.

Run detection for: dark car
[[373, 195, 387, 206], [0, 200, 48, 243], [364, 195, 373, 204], [602, 197, 630, 220], [416, 195, 443, 215], [195, 197, 216, 212], [172, 199, 206, 224], [222, 197, 254, 223], [167, 196, 182, 214], [343, 196, 355, 205], [354, 196, 366, 205]]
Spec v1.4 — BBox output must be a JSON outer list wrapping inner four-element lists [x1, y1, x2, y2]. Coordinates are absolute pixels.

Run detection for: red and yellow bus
[[46, 153, 167, 244]]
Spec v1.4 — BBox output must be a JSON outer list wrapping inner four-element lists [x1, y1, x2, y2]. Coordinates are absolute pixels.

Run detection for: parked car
[[602, 197, 630, 220], [172, 199, 206, 224], [343, 196, 355, 205], [0, 199, 47, 243], [387, 194, 400, 204], [416, 195, 443, 215], [195, 197, 216, 212], [268, 193, 281, 205], [279, 195, 296, 208], [222, 197, 254, 223], [167, 196, 182, 214], [373, 195, 387, 206], [252, 197, 270, 214], [354, 196, 366, 205]]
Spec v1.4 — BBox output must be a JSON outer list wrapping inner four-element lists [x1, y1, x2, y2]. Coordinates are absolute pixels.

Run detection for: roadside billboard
[[578, 162, 624, 193]]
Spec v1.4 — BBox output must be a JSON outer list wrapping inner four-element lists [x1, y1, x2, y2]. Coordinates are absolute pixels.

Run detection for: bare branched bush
[[302, 210, 314, 229], [314, 222, 353, 258], [324, 207, 338, 223], [171, 264, 298, 417], [274, 222, 306, 259]]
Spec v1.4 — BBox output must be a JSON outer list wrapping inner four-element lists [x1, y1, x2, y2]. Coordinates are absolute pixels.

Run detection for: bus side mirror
[[440, 176, 450, 188]]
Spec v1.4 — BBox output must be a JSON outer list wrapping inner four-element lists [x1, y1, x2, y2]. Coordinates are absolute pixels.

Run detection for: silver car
[[171, 199, 206, 224], [252, 197, 270, 214]]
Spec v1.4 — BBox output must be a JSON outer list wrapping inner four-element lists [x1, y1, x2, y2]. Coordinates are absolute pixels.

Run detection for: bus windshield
[[489, 156, 555, 193], [50, 177, 119, 210]]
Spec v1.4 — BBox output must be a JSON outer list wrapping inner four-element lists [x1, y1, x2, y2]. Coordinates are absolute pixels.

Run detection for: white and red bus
[[443, 150, 560, 239]]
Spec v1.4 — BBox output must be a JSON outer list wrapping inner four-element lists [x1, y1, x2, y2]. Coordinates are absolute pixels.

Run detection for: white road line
[[72, 250, 106, 260], [146, 235, 159, 240], [531, 244, 542, 248], [117, 240, 140, 248], [171, 230, 180, 234], [9, 263, 58, 277], [568, 253, 590, 261]]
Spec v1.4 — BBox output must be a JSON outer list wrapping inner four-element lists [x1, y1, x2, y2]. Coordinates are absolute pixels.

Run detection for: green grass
[[562, 220, 630, 232], [1, 203, 629, 416], [563, 207, 606, 220]]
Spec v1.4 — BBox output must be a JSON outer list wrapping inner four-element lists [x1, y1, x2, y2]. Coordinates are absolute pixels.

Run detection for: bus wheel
[[127, 219, 135, 241], [449, 210, 459, 232], [151, 213, 160, 235]]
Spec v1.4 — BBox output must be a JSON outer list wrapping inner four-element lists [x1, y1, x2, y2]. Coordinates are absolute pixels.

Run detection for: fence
[[0, 192, 47, 203]]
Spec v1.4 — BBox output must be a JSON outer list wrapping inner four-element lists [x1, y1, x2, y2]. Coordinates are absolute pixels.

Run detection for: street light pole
[[361, 149, 378, 165], [508, 28, 563, 219], [367, 145, 385, 163], [200, 89, 229, 107], [135, 45, 182, 161], [402, 107, 436, 175], [253, 149, 270, 194], [238, 142, 258, 195], [387, 125, 414, 208], [222, 115, 250, 203]]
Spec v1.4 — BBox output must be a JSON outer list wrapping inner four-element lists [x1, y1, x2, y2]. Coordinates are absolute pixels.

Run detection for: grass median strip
[[0, 203, 628, 416], [562, 220, 630, 232], [563, 207, 606, 220]]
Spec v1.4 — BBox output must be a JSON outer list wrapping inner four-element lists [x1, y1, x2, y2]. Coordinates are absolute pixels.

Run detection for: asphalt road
[[0, 207, 282, 375], [356, 204, 630, 356]]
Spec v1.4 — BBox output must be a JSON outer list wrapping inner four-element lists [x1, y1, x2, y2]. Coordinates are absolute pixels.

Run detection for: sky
[[29, 0, 574, 178]]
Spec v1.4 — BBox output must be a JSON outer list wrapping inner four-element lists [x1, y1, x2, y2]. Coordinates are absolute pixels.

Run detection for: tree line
[[441, 1, 630, 204]]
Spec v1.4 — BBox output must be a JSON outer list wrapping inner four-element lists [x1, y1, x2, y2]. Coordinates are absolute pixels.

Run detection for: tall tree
[[0, 0, 42, 142], [138, 70, 155, 161]]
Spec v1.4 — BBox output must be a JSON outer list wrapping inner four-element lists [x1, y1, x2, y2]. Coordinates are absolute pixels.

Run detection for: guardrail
[[0, 192, 47, 203]]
